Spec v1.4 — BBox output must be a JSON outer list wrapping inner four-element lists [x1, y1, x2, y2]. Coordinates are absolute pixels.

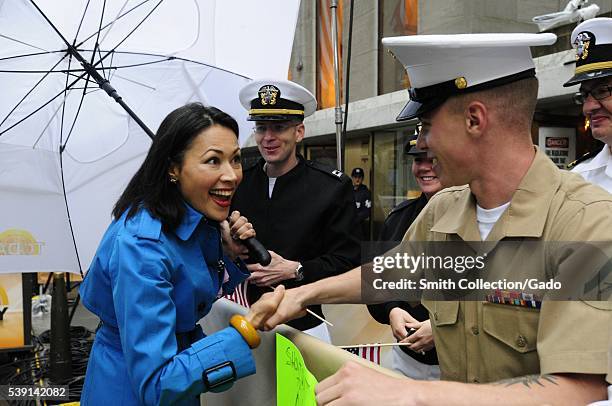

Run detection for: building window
[[317, 0, 343, 109], [371, 126, 418, 238], [378, 0, 418, 95]]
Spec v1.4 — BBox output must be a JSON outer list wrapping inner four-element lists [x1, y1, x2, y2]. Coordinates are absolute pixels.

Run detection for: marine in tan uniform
[[259, 33, 612, 404], [410, 150, 612, 383]]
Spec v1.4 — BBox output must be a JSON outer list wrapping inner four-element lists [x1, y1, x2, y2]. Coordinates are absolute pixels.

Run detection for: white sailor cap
[[564, 17, 612, 87], [382, 33, 557, 121], [239, 79, 317, 121]]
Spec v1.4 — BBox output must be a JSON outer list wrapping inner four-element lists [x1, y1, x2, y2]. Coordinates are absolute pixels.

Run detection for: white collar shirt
[[572, 146, 612, 193]]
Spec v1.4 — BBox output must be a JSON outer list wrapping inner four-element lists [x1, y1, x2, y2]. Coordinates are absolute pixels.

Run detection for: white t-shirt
[[476, 201, 510, 240], [268, 177, 277, 198], [263, 163, 277, 198]]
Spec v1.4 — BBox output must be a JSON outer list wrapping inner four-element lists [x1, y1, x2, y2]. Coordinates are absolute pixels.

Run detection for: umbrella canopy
[[0, 0, 300, 274]]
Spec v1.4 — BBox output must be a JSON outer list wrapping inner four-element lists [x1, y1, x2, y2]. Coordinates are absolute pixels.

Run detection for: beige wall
[[344, 136, 372, 183], [419, 0, 612, 34]]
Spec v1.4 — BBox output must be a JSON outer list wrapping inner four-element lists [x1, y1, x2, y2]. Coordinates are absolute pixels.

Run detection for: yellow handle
[[229, 314, 261, 349]]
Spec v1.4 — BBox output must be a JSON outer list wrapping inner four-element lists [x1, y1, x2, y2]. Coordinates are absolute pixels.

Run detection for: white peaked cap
[[239, 78, 317, 121], [565, 17, 612, 86], [382, 33, 557, 121]]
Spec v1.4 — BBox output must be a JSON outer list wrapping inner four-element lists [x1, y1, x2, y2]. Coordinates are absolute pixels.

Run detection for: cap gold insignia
[[574, 32, 591, 61], [258, 85, 279, 106], [455, 77, 467, 89]]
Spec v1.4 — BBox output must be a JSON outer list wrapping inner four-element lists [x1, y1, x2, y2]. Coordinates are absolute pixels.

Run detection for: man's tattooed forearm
[[493, 374, 558, 388]]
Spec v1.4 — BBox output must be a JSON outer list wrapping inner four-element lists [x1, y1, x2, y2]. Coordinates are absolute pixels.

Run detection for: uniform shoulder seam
[[243, 160, 261, 172], [431, 185, 469, 198], [567, 149, 601, 169], [389, 198, 419, 214], [307, 160, 345, 182]]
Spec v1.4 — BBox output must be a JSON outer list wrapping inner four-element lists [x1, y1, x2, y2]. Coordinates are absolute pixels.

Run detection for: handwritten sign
[[276, 333, 317, 406]]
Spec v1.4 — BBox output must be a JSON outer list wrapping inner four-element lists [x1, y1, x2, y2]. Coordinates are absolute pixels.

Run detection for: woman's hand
[[388, 307, 418, 341], [245, 285, 285, 330], [404, 319, 435, 353], [221, 210, 255, 260]]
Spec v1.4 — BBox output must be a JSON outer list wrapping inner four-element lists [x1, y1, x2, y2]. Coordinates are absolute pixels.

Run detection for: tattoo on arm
[[494, 374, 558, 388]]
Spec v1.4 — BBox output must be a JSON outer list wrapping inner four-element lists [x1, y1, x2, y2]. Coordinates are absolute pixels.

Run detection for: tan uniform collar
[[431, 147, 561, 241]]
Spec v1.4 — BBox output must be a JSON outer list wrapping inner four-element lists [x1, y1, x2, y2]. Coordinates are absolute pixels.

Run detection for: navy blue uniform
[[232, 155, 361, 330], [353, 184, 371, 238]]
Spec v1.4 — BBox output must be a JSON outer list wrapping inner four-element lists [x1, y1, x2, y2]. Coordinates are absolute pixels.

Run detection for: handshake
[[242, 285, 306, 331]]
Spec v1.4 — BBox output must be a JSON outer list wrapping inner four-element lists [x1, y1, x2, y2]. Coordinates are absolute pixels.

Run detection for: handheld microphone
[[242, 237, 272, 266]]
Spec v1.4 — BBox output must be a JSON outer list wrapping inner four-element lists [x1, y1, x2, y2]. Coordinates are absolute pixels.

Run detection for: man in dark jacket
[[367, 128, 442, 379], [351, 167, 371, 239], [232, 79, 361, 342]]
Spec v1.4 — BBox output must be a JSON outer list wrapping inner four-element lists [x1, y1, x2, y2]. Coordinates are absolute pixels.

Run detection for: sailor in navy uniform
[[232, 79, 361, 343], [564, 18, 612, 403], [564, 18, 612, 193], [367, 129, 442, 380]]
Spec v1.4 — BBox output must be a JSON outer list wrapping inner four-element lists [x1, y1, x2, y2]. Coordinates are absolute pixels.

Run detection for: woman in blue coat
[[80, 103, 282, 405]]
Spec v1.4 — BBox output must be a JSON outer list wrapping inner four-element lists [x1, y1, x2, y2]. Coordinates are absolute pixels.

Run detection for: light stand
[[49, 272, 72, 383]]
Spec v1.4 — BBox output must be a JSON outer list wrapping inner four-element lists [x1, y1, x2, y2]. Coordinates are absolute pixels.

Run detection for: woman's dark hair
[[112, 103, 239, 229]]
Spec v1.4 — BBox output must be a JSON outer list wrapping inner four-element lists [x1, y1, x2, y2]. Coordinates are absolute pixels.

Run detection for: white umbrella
[[0, 0, 300, 275]]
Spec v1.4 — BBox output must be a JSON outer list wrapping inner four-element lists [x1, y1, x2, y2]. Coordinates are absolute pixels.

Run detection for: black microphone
[[242, 237, 272, 266]]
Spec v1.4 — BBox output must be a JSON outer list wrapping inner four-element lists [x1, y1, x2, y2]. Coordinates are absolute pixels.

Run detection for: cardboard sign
[[276, 333, 317, 406]]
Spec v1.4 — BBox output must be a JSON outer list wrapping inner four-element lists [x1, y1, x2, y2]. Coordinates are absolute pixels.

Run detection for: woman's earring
[[169, 176, 178, 183]]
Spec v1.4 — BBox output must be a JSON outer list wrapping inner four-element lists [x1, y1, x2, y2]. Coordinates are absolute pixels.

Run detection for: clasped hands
[[243, 283, 307, 331], [389, 307, 434, 353]]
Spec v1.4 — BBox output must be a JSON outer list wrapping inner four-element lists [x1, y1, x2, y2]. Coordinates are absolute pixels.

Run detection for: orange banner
[[317, 0, 343, 109]]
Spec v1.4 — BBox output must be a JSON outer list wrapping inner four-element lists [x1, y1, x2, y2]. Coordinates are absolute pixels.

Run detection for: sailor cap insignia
[[454, 77, 468, 89], [574, 32, 592, 61], [258, 85, 280, 106]]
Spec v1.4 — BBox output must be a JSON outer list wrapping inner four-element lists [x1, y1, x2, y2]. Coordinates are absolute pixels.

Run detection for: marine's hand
[[245, 285, 285, 330], [315, 361, 419, 406], [262, 287, 308, 330], [221, 210, 255, 259], [247, 250, 299, 286]]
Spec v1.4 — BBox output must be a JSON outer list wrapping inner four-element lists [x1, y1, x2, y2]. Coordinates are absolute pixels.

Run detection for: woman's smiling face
[[170, 124, 242, 221], [412, 156, 442, 199]]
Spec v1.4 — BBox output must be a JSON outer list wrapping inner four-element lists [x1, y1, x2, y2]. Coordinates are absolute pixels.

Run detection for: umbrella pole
[[66, 45, 155, 139], [29, 1, 156, 139], [330, 0, 344, 171]]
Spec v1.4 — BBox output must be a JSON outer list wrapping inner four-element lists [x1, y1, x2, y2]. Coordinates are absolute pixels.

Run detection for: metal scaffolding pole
[[330, 0, 344, 171]]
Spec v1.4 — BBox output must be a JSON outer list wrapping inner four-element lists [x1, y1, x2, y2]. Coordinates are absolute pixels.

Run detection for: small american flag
[[224, 281, 250, 308], [342, 345, 381, 365]]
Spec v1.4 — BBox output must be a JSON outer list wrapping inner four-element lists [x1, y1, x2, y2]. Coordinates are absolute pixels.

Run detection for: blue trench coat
[[79, 204, 254, 405]]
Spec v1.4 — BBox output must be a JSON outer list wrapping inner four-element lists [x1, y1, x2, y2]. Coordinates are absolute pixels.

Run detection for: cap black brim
[[563, 69, 612, 87], [247, 115, 304, 122], [396, 98, 447, 121], [406, 146, 426, 155]]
